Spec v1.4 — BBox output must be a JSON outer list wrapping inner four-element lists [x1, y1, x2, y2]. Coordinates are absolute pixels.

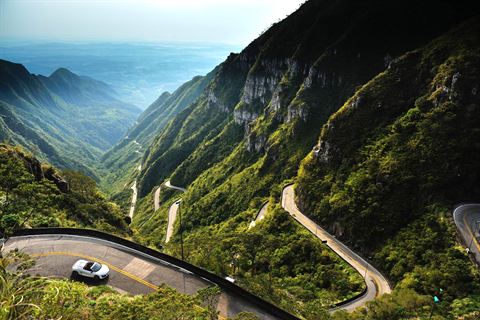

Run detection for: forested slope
[[100, 70, 217, 196], [0, 60, 141, 177], [296, 16, 480, 318], [120, 0, 480, 317]]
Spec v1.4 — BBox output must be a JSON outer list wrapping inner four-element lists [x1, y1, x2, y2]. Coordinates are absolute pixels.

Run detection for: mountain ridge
[[0, 59, 141, 177], [116, 0, 480, 317]]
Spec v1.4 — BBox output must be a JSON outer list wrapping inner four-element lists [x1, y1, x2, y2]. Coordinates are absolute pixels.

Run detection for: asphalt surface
[[154, 186, 162, 211], [453, 204, 480, 265], [249, 203, 269, 229], [164, 181, 186, 243], [3, 234, 279, 320], [165, 180, 187, 192], [166, 200, 181, 243], [129, 180, 138, 219], [281, 185, 392, 312]]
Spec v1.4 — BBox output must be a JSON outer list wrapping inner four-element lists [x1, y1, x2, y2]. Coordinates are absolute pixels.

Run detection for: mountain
[[111, 0, 480, 317], [39, 67, 118, 105], [0, 145, 208, 320], [296, 14, 480, 309], [100, 69, 217, 195], [0, 59, 141, 176], [0, 144, 129, 236]]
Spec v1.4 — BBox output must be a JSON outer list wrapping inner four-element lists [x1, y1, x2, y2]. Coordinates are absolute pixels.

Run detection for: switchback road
[[154, 185, 161, 211], [249, 202, 269, 229], [281, 185, 391, 312], [453, 204, 480, 265], [164, 181, 186, 243], [129, 180, 137, 219], [3, 234, 280, 319]]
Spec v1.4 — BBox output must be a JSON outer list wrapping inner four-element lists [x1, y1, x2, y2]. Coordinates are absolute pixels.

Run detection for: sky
[[0, 0, 305, 46]]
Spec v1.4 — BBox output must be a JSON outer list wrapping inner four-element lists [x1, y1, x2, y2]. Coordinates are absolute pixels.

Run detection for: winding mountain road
[[164, 181, 186, 243], [281, 185, 391, 312], [3, 234, 280, 319], [165, 180, 187, 192], [453, 204, 480, 265], [154, 186, 162, 211], [249, 202, 269, 229], [166, 200, 181, 243], [129, 180, 138, 219]]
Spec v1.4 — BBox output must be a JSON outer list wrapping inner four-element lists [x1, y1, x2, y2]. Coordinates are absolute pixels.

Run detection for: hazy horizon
[[0, 41, 240, 109], [0, 0, 305, 46]]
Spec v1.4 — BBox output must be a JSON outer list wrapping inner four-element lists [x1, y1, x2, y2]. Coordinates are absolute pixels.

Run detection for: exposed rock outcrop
[[234, 108, 258, 126]]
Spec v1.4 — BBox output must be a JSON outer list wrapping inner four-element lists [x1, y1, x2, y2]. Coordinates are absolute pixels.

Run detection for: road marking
[[31, 251, 226, 320], [463, 213, 480, 252], [123, 257, 156, 279], [31, 251, 158, 290]]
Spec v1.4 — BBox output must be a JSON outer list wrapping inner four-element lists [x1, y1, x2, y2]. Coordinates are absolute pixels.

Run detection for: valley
[[1, 0, 480, 319]]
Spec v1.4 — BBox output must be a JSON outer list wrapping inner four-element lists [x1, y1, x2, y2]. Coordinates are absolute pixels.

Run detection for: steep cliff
[[124, 0, 480, 316], [296, 16, 480, 300]]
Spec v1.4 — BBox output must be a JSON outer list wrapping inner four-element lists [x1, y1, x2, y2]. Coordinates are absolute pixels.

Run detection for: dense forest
[[0, 144, 129, 236], [97, 0, 480, 318], [1, 0, 480, 319]]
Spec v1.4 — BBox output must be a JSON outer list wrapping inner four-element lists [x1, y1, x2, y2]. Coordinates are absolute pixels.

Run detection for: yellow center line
[[31, 251, 226, 320], [32, 251, 158, 290], [463, 214, 480, 252]]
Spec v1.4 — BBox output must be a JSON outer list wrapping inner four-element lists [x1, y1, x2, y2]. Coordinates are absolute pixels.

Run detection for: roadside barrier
[[12, 228, 300, 320]]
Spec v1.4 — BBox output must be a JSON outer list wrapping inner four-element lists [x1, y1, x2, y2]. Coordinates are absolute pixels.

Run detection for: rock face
[[246, 134, 267, 153], [286, 103, 309, 123], [234, 108, 258, 126], [313, 140, 332, 164], [43, 167, 70, 193], [134, 0, 480, 198], [206, 88, 228, 112]]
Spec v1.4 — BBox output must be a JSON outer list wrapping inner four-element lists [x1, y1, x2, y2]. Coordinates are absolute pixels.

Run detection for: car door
[[79, 267, 89, 277], [85, 268, 94, 278], [81, 263, 93, 277]]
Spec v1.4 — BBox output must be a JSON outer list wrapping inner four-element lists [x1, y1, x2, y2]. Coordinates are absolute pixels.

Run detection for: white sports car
[[72, 259, 110, 280]]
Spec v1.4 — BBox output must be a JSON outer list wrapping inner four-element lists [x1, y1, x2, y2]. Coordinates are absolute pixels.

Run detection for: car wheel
[[72, 271, 79, 278], [94, 275, 100, 280]]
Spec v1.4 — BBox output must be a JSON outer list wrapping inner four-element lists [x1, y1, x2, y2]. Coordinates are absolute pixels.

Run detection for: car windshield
[[91, 262, 102, 272]]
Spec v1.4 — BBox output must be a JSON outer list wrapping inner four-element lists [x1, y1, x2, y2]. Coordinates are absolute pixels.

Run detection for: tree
[[196, 286, 221, 320], [62, 170, 97, 200]]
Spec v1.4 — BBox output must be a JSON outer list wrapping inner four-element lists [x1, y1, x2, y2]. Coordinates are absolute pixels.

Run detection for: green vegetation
[[0, 144, 129, 236], [0, 60, 141, 178], [296, 17, 480, 318], [3, 0, 480, 318], [0, 250, 257, 320], [100, 70, 218, 196], [165, 204, 364, 317], [110, 1, 480, 317]]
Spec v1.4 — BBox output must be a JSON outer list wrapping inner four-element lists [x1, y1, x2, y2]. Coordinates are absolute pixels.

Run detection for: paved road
[[166, 200, 181, 243], [3, 234, 279, 320], [165, 180, 187, 192], [453, 204, 480, 265], [154, 186, 162, 211], [129, 180, 138, 219], [164, 181, 186, 243], [281, 185, 391, 312], [249, 203, 269, 229]]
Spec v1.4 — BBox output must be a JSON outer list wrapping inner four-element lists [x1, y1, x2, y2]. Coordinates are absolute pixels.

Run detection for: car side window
[[84, 262, 93, 271]]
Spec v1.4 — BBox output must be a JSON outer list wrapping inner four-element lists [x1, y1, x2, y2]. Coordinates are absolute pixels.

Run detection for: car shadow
[[70, 272, 109, 286]]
